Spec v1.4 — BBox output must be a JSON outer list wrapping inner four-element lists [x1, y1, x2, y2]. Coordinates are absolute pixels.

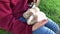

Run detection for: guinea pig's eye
[[26, 14, 29, 16]]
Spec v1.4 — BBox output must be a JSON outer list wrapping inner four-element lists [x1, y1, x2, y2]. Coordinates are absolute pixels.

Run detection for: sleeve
[[0, 0, 32, 34]]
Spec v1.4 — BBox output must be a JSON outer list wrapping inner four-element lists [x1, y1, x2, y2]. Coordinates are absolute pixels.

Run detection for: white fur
[[23, 5, 47, 25], [27, 15, 34, 25]]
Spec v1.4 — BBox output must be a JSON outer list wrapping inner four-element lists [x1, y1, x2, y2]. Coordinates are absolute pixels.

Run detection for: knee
[[50, 20, 59, 33], [54, 24, 59, 33], [46, 18, 59, 33], [50, 20, 60, 33]]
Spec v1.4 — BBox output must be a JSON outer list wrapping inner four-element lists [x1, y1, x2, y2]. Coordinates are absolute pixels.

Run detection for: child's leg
[[45, 18, 59, 33], [33, 26, 56, 34]]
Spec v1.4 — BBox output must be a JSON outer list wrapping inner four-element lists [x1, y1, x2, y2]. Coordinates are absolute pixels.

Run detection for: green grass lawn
[[0, 0, 60, 34], [39, 0, 60, 25]]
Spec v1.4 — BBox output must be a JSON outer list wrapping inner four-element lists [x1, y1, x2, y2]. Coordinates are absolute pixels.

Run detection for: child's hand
[[32, 19, 48, 31]]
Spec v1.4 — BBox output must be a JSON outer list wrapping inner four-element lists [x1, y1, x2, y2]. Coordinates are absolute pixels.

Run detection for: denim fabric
[[45, 19, 59, 33], [33, 19, 59, 34], [19, 16, 27, 22], [33, 26, 56, 34]]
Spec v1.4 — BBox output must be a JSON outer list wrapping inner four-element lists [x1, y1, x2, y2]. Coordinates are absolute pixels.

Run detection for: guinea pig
[[23, 5, 47, 25]]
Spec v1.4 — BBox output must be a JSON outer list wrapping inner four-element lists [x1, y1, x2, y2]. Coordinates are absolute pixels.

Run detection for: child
[[0, 0, 59, 34]]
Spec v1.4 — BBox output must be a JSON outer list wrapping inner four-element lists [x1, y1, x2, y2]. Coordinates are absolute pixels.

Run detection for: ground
[[39, 0, 60, 25]]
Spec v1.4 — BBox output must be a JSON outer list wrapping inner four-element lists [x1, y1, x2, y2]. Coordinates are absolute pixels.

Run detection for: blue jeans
[[33, 19, 59, 34], [19, 17, 59, 34]]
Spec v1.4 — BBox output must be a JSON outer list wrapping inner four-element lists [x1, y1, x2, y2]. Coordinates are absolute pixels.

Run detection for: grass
[[39, 0, 60, 25], [0, 0, 60, 34]]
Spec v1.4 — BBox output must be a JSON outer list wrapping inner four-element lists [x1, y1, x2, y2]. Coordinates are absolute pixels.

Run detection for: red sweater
[[0, 0, 32, 34]]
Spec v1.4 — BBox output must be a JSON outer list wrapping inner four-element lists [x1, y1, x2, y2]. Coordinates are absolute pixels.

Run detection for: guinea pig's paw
[[27, 15, 37, 25], [27, 20, 36, 25]]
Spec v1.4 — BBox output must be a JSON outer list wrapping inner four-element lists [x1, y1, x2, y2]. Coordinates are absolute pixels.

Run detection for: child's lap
[[33, 19, 59, 34], [19, 17, 59, 34], [45, 19, 59, 33], [33, 26, 56, 34]]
